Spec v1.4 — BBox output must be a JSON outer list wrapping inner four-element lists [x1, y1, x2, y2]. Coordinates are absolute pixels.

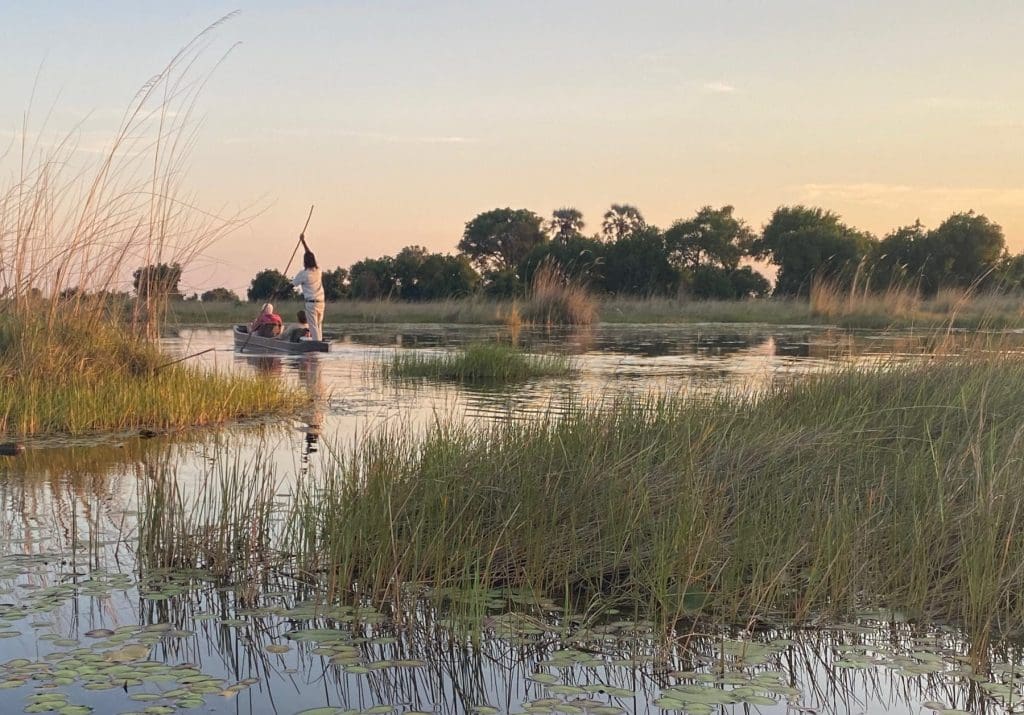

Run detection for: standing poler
[[291, 233, 325, 341]]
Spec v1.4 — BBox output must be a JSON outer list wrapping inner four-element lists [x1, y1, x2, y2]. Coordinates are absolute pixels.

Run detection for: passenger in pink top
[[250, 302, 283, 337]]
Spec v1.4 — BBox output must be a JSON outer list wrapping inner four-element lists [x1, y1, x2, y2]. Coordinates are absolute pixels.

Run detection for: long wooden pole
[[241, 205, 315, 354], [284, 204, 316, 277]]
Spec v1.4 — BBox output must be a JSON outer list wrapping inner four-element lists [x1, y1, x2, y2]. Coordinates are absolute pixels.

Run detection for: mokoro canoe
[[233, 325, 330, 353]]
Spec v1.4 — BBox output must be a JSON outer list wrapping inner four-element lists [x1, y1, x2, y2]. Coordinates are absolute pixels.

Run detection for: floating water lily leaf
[[265, 644, 290, 654], [922, 703, 948, 711], [528, 673, 559, 685], [58, 706, 91, 715], [741, 695, 777, 705], [105, 645, 150, 663], [84, 630, 114, 639], [472, 708, 499, 714], [653, 697, 686, 710]]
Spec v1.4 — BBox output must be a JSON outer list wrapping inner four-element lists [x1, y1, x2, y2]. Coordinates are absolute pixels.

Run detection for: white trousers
[[306, 300, 325, 341]]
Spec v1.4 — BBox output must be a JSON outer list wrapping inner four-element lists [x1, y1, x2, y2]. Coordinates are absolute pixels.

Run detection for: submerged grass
[[279, 353, 1024, 644], [379, 343, 573, 383]]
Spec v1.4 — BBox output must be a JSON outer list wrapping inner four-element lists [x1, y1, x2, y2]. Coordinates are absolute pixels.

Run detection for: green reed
[[0, 310, 304, 436], [282, 353, 1024, 644], [138, 446, 283, 582], [379, 343, 573, 383]]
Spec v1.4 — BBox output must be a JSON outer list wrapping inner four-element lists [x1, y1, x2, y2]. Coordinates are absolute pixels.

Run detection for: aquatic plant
[[379, 343, 573, 383], [285, 352, 1024, 646]]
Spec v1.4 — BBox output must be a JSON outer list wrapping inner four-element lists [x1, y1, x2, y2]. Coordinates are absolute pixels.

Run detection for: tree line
[[128, 203, 1023, 302]]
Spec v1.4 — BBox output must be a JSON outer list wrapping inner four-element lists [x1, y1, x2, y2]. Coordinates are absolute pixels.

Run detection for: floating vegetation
[[378, 343, 573, 383]]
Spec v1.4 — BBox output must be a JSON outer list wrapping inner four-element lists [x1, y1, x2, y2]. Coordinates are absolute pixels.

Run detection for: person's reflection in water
[[295, 355, 326, 470], [249, 355, 283, 376]]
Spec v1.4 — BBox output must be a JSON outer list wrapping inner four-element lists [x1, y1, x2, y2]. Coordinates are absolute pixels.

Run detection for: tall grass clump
[[522, 263, 597, 326], [0, 17, 305, 436], [379, 343, 573, 383], [286, 353, 1024, 644], [810, 276, 922, 323], [0, 304, 304, 436]]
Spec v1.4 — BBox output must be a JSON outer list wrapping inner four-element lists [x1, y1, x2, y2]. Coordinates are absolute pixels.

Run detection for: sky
[[2, 1, 1023, 295]]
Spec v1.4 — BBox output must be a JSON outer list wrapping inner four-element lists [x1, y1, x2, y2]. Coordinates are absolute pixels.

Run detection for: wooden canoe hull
[[233, 325, 330, 354]]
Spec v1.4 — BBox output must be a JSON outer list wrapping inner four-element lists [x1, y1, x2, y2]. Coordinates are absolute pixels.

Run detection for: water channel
[[2, 323, 1023, 715]]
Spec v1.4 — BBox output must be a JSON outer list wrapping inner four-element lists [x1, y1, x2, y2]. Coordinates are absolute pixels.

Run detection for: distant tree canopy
[[602, 226, 679, 295], [922, 211, 1005, 292], [349, 257, 397, 300], [236, 203, 1020, 304], [133, 263, 183, 300], [664, 205, 753, 272], [458, 208, 546, 275], [201, 287, 240, 302], [751, 206, 876, 296], [322, 267, 350, 301], [247, 269, 296, 302]]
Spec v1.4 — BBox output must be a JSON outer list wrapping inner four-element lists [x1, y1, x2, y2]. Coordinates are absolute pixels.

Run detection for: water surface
[[3, 323, 1021, 715]]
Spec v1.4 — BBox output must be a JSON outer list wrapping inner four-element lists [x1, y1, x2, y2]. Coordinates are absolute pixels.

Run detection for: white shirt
[[292, 268, 324, 302]]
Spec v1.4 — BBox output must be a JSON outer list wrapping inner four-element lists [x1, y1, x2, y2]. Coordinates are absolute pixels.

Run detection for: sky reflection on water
[[4, 324, 1024, 714]]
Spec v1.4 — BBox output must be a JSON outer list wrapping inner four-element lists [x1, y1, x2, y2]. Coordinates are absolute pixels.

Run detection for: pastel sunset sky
[[3, 1, 1022, 294]]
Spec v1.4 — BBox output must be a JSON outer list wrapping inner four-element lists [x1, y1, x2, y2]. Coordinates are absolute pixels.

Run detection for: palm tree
[[601, 204, 646, 242], [548, 207, 585, 242]]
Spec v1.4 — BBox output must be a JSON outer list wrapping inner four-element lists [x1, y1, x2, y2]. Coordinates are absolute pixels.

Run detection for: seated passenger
[[250, 302, 284, 337], [286, 309, 311, 342]]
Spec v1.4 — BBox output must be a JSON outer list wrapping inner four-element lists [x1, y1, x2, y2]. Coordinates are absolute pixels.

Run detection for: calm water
[[2, 323, 1023, 715]]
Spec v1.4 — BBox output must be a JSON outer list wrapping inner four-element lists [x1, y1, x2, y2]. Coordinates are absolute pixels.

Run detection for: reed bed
[[276, 353, 1024, 644], [167, 292, 1024, 330], [138, 448, 283, 586], [521, 263, 598, 326], [379, 343, 573, 383], [0, 309, 303, 436]]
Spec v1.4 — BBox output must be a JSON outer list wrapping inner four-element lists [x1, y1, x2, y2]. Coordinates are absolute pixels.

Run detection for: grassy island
[[379, 343, 573, 383]]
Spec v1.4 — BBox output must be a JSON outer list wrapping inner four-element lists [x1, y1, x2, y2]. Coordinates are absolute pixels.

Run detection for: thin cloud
[[980, 118, 1024, 130], [702, 81, 737, 94], [224, 127, 479, 146], [799, 182, 1024, 209]]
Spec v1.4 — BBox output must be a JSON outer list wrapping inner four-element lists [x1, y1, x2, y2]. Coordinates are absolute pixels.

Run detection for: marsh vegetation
[[379, 342, 573, 383]]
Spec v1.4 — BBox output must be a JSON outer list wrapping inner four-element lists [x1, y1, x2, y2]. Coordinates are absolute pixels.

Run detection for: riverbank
[[167, 291, 1024, 330]]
